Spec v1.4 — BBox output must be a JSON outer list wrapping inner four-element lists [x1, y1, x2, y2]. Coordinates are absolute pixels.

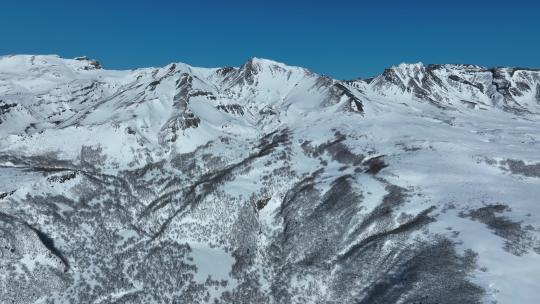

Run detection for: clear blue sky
[[1, 0, 539, 79]]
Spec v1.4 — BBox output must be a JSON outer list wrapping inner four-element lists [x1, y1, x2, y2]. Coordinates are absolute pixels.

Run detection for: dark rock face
[[217, 104, 245, 115], [74, 56, 102, 70]]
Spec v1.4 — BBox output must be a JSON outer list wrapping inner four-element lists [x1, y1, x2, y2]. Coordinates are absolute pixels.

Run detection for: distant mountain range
[[1, 54, 539, 303]]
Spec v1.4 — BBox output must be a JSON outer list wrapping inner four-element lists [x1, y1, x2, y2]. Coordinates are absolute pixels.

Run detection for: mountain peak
[[394, 62, 425, 70], [247, 57, 284, 66]]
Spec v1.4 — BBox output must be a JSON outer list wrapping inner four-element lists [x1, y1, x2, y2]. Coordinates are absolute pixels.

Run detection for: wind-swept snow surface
[[1, 55, 539, 303]]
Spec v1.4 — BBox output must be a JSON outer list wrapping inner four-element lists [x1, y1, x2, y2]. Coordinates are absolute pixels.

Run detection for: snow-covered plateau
[[0, 54, 539, 303]]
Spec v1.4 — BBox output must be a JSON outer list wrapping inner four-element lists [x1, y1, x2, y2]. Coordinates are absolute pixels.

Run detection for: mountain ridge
[[1, 54, 540, 304]]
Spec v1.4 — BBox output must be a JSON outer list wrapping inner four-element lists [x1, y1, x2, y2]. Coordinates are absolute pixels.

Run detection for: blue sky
[[1, 0, 539, 79]]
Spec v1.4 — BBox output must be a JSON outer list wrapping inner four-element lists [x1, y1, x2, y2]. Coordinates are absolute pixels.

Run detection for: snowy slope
[[0, 54, 539, 304]]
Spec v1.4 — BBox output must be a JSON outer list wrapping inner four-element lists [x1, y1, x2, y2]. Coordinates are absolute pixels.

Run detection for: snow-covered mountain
[[1, 54, 539, 304]]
